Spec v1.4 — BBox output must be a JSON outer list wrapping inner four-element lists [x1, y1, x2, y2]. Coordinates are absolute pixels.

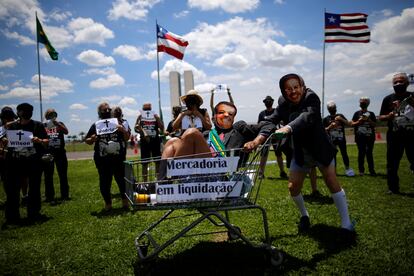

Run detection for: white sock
[[331, 189, 353, 230], [292, 194, 309, 217]]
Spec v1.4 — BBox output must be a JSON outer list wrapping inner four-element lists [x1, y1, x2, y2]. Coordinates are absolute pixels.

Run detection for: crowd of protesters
[[1, 72, 413, 236]]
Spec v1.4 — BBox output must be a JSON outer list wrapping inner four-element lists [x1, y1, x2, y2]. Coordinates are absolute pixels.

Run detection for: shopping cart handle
[[274, 132, 287, 140]]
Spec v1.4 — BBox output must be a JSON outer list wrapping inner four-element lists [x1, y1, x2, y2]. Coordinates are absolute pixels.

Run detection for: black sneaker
[[298, 216, 310, 232], [280, 171, 288, 179]]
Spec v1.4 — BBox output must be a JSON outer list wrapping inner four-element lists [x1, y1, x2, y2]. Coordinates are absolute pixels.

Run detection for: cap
[[263, 96, 274, 103]]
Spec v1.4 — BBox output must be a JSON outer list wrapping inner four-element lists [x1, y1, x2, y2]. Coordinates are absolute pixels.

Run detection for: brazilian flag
[[36, 16, 58, 61]]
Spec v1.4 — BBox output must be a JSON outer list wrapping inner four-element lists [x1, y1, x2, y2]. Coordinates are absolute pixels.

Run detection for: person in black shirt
[[270, 74, 354, 233], [351, 97, 376, 176], [5, 103, 49, 224], [165, 106, 182, 139], [323, 101, 355, 177], [43, 108, 70, 202], [379, 72, 414, 194], [134, 103, 164, 181], [258, 95, 292, 178], [85, 102, 130, 211]]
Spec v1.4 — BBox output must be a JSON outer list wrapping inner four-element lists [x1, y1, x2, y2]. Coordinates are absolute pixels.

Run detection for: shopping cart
[[124, 133, 285, 271]]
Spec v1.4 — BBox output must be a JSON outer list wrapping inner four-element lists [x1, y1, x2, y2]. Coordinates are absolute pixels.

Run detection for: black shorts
[[140, 137, 161, 159]]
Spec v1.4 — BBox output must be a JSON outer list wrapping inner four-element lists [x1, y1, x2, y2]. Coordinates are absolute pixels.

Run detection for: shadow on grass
[[133, 241, 278, 276], [303, 194, 334, 205], [90, 207, 130, 218], [132, 223, 357, 275], [398, 192, 414, 198]]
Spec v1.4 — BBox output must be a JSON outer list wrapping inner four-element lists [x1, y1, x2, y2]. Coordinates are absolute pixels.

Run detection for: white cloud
[[91, 95, 121, 104], [121, 106, 139, 117], [174, 10, 189, 18], [118, 96, 137, 106], [2, 30, 35, 45], [188, 0, 259, 13], [0, 58, 17, 68], [108, 0, 161, 21], [183, 16, 311, 69], [49, 9, 72, 21], [68, 17, 114, 46], [0, 74, 73, 100], [113, 45, 146, 61], [77, 50, 115, 67], [343, 89, 363, 96], [70, 114, 81, 122], [151, 59, 206, 82], [214, 53, 249, 69], [240, 77, 261, 86], [194, 82, 216, 93], [89, 73, 125, 89], [69, 103, 88, 110], [274, 0, 285, 4], [0, 85, 8, 90], [0, 0, 43, 32], [372, 7, 414, 45]]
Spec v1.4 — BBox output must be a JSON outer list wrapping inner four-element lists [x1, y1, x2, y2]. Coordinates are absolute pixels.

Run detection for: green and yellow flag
[[36, 16, 58, 61]]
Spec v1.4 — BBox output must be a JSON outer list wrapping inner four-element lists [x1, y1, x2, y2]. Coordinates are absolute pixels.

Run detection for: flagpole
[[322, 8, 326, 118], [36, 11, 43, 122], [155, 19, 164, 124]]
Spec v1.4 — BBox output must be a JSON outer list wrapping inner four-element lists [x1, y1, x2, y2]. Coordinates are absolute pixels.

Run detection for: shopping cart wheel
[[137, 244, 149, 258], [266, 246, 283, 267], [227, 226, 241, 240]]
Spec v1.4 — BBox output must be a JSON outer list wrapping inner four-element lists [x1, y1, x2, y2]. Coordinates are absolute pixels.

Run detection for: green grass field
[[1, 143, 413, 275]]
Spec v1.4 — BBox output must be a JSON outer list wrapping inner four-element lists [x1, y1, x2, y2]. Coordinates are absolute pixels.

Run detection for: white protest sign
[[95, 118, 118, 135], [215, 84, 228, 93], [155, 181, 242, 203], [166, 156, 240, 177], [7, 130, 33, 148]]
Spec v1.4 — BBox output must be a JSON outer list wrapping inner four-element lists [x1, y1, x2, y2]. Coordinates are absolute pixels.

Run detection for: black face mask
[[99, 109, 111, 119], [393, 84, 407, 94], [328, 108, 336, 115], [360, 102, 368, 109], [264, 101, 273, 108], [18, 110, 32, 120]]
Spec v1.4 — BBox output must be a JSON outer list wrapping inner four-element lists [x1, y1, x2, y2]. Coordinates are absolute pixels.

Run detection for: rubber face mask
[[214, 104, 236, 130]]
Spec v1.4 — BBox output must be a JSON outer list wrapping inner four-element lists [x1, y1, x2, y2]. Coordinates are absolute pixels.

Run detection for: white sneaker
[[345, 168, 355, 177]]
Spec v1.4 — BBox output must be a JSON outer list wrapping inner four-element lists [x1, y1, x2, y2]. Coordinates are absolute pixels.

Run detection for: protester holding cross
[[85, 102, 130, 211], [4, 103, 49, 225]]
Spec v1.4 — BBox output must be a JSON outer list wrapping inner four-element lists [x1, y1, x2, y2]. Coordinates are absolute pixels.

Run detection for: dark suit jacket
[[268, 88, 336, 166]]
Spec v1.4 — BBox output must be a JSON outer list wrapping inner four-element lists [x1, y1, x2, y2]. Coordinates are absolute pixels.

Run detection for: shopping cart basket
[[124, 133, 286, 270]]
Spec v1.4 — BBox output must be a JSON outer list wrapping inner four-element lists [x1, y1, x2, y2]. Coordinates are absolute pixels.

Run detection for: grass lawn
[[1, 143, 413, 275]]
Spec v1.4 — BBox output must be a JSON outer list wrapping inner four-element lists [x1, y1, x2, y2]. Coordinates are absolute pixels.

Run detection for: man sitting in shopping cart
[[159, 101, 276, 181]]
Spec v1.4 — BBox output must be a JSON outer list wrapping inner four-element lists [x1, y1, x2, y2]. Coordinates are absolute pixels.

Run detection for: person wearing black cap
[[43, 108, 70, 202], [258, 95, 292, 179], [269, 74, 354, 235], [4, 103, 49, 224]]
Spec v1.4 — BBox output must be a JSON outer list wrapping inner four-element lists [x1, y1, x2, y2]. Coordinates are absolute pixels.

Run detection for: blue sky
[[0, 0, 413, 136]]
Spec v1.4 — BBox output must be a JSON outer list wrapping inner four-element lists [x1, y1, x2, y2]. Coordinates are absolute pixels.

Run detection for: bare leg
[[309, 167, 318, 193]]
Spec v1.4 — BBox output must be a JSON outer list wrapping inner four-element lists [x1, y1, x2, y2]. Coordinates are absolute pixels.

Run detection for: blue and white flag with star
[[325, 13, 370, 43]]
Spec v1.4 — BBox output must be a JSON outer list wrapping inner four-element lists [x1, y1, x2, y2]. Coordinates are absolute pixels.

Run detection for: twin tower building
[[169, 70, 194, 107]]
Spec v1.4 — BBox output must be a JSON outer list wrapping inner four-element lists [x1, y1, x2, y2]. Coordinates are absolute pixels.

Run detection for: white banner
[[166, 156, 240, 177], [155, 181, 242, 203], [95, 118, 118, 135], [7, 130, 33, 148]]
